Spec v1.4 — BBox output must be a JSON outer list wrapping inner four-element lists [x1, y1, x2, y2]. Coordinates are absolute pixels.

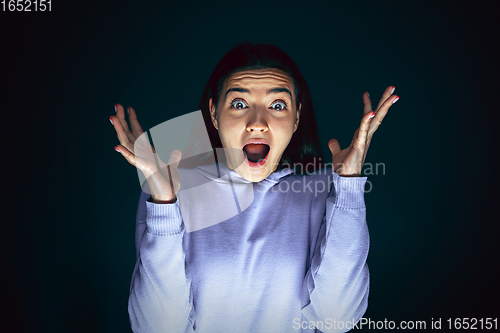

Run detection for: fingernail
[[370, 112, 376, 118], [391, 86, 396, 95], [366, 91, 370, 98], [115, 104, 117, 112], [114, 146, 120, 152], [109, 116, 114, 125], [392, 96, 400, 104], [127, 107, 130, 114]]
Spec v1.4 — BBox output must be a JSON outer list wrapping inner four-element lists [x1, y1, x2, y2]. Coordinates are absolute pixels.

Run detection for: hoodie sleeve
[[128, 191, 194, 333], [301, 172, 370, 333]]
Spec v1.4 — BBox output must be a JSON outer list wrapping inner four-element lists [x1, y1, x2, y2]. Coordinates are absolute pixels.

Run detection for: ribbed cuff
[[145, 198, 184, 236], [331, 172, 367, 209]]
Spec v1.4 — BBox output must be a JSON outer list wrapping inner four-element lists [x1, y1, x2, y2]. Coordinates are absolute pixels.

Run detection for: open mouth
[[242, 143, 270, 168]]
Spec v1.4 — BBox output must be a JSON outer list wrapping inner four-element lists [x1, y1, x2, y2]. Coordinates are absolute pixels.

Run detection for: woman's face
[[209, 67, 301, 182]]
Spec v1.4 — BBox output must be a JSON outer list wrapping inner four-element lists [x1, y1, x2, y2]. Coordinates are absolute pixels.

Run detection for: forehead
[[223, 68, 294, 94]]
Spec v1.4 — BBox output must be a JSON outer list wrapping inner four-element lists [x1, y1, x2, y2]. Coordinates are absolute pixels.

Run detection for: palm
[[110, 104, 182, 200], [328, 86, 399, 177]]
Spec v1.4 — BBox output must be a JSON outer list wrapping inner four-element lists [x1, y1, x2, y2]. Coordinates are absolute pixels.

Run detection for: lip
[[242, 138, 271, 168], [241, 138, 271, 147]]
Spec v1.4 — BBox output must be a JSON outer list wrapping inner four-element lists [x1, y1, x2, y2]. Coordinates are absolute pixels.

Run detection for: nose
[[246, 109, 269, 132]]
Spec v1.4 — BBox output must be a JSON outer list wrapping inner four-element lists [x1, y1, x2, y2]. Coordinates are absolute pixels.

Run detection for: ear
[[208, 97, 218, 130], [293, 103, 301, 133]]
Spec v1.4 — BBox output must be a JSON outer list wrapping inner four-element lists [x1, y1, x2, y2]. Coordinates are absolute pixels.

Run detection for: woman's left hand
[[328, 86, 399, 177]]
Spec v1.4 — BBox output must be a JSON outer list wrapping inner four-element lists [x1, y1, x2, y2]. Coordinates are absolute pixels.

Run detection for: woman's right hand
[[110, 104, 181, 203]]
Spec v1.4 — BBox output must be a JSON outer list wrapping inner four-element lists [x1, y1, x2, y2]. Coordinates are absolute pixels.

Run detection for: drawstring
[[227, 173, 242, 214]]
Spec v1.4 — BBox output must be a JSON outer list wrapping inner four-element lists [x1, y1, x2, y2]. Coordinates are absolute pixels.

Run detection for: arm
[[128, 191, 194, 333], [109, 104, 191, 331], [303, 86, 398, 331], [301, 172, 369, 333]]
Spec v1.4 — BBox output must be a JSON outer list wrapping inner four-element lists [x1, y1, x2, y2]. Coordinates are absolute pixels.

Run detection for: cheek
[[217, 120, 239, 146], [276, 120, 296, 140], [270, 128, 294, 155]]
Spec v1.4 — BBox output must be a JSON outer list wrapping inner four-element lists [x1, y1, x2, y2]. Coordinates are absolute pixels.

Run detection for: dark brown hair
[[183, 43, 324, 173]]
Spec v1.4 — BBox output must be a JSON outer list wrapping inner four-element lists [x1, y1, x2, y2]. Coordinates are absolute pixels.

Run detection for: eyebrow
[[225, 87, 293, 101]]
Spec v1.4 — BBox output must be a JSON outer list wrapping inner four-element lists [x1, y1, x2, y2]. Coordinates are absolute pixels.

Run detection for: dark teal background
[[2, 0, 498, 332]]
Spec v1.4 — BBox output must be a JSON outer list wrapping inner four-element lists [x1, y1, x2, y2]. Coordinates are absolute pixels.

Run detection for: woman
[[110, 43, 399, 332]]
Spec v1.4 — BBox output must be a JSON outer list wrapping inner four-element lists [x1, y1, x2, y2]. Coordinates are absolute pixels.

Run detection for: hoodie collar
[[194, 162, 294, 184]]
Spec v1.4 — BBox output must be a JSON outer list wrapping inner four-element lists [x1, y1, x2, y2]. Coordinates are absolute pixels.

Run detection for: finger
[[355, 111, 374, 149], [351, 128, 360, 143], [110, 114, 135, 153], [376, 86, 396, 111], [159, 149, 183, 172], [370, 94, 399, 134], [115, 103, 136, 142], [114, 144, 137, 166], [116, 143, 159, 180], [328, 139, 341, 157], [363, 91, 372, 115], [128, 106, 145, 138]]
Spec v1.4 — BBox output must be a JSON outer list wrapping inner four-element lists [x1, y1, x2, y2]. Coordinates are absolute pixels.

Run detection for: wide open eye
[[229, 99, 248, 110], [270, 99, 288, 111]]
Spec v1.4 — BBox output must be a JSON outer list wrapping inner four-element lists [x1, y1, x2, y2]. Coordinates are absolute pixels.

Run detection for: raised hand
[[110, 104, 181, 203], [328, 86, 399, 177]]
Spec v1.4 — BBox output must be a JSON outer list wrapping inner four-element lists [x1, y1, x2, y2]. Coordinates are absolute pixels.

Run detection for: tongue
[[243, 144, 270, 163]]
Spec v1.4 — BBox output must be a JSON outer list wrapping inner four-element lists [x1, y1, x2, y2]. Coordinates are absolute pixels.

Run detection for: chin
[[238, 169, 268, 183], [235, 159, 277, 182]]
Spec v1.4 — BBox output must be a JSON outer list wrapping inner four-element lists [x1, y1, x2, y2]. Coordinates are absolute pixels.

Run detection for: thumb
[[168, 149, 182, 167], [328, 139, 341, 157]]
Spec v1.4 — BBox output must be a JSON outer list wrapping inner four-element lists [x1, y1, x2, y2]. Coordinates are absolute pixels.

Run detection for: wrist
[[336, 171, 362, 177], [149, 196, 177, 204]]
